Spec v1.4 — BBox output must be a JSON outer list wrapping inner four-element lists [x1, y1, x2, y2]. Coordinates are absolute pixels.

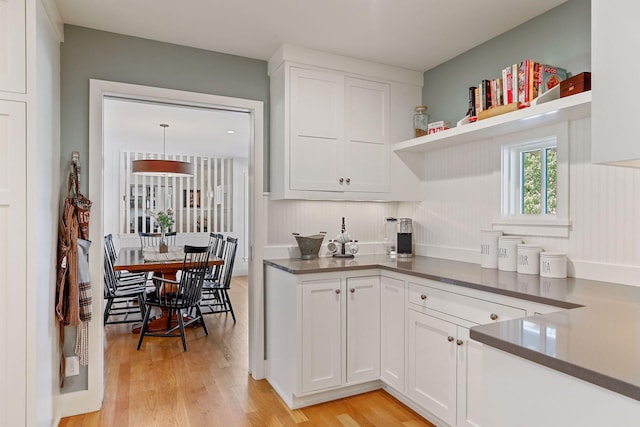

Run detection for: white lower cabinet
[[301, 275, 381, 393], [345, 276, 381, 383], [301, 278, 343, 392], [407, 310, 483, 427], [380, 276, 405, 391], [408, 310, 458, 425], [265, 265, 559, 422], [265, 266, 382, 407]]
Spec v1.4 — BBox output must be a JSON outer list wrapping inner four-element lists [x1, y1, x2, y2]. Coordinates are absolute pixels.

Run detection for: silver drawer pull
[[490, 313, 499, 321], [456, 339, 464, 346], [345, 178, 351, 184], [335, 289, 341, 294], [339, 178, 344, 184], [420, 294, 427, 300], [447, 336, 454, 342], [350, 288, 355, 293]]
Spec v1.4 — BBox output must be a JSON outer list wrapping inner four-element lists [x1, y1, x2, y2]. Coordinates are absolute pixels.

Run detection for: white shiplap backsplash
[[264, 197, 398, 258], [398, 117, 640, 286]]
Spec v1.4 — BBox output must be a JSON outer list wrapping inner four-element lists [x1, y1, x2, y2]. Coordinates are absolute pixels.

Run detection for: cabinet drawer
[[408, 282, 525, 325]]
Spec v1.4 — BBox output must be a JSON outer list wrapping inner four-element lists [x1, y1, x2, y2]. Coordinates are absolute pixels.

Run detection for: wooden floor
[[60, 277, 435, 427]]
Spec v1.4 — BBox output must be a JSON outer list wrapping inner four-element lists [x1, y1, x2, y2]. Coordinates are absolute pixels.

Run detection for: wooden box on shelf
[[477, 103, 519, 120], [560, 72, 591, 98]]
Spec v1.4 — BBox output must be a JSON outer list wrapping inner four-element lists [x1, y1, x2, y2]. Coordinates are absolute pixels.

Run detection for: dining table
[[113, 246, 223, 333]]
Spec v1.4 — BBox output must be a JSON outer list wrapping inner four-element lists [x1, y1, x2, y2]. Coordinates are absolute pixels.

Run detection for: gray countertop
[[264, 255, 640, 400]]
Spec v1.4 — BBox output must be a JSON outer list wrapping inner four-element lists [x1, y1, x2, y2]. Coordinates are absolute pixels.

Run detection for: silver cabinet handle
[[456, 339, 464, 346], [490, 313, 498, 320], [335, 289, 341, 294], [339, 178, 344, 184], [350, 288, 355, 293], [447, 336, 454, 342], [345, 178, 351, 184], [420, 294, 427, 300]]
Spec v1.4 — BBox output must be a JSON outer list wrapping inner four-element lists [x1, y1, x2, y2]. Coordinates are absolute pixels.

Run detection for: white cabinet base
[[268, 378, 383, 410]]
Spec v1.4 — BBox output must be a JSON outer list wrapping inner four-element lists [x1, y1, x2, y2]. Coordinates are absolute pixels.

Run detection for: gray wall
[[60, 25, 270, 193], [423, 0, 591, 125]]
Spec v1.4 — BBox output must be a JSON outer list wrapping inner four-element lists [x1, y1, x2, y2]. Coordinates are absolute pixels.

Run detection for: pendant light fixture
[[132, 123, 193, 177]]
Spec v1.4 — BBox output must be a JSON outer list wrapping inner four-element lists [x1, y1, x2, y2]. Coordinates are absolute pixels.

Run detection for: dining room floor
[[59, 276, 435, 427]]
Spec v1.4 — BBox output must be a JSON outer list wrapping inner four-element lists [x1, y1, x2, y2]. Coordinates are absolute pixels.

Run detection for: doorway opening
[[87, 80, 265, 412]]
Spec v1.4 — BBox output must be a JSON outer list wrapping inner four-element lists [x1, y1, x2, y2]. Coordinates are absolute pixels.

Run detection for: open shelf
[[392, 90, 591, 153]]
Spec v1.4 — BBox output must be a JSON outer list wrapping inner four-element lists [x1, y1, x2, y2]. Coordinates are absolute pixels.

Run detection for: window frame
[[494, 122, 570, 238]]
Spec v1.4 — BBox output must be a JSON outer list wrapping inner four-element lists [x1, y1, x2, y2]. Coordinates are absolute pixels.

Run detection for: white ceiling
[[55, 0, 567, 72], [104, 98, 251, 159]]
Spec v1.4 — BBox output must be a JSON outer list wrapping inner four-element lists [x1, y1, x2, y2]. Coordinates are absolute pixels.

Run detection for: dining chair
[[200, 236, 238, 323], [103, 248, 148, 325], [205, 232, 225, 280], [138, 231, 177, 249], [137, 245, 210, 351], [105, 234, 147, 282]]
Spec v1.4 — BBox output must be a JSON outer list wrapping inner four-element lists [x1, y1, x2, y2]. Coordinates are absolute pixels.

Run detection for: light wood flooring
[[60, 276, 435, 427]]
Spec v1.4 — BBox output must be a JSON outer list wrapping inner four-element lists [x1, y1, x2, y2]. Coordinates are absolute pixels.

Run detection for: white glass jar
[[498, 235, 522, 271], [413, 106, 429, 137], [517, 244, 543, 275]]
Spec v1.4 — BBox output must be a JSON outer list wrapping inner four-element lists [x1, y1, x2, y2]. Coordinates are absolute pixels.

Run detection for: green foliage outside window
[[522, 147, 557, 215]]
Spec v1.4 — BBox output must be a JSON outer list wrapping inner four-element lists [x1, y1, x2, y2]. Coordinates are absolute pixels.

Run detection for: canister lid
[[540, 252, 566, 258], [517, 244, 542, 250]]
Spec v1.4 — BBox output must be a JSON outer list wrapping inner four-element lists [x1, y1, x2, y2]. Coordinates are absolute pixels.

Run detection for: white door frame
[[83, 79, 264, 413]]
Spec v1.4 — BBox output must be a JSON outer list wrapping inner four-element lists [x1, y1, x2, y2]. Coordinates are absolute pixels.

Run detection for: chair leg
[[103, 298, 113, 325], [223, 290, 236, 324], [137, 303, 152, 350], [196, 305, 208, 336], [177, 309, 187, 351], [137, 294, 146, 320], [166, 308, 173, 331]]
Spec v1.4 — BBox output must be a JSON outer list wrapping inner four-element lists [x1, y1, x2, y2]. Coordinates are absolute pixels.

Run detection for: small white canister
[[517, 244, 543, 275], [480, 229, 503, 269], [540, 252, 567, 278], [498, 235, 523, 272]]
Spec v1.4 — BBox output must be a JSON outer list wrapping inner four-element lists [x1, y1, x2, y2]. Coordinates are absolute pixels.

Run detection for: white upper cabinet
[[591, 0, 640, 167], [345, 77, 390, 193], [0, 0, 26, 94], [269, 44, 422, 201], [290, 67, 345, 192]]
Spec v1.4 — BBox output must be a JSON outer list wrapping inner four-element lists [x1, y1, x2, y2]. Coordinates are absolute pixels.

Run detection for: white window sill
[[491, 217, 571, 238]]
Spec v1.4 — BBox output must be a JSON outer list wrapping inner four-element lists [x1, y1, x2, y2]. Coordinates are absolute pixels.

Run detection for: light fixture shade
[[132, 159, 194, 177]]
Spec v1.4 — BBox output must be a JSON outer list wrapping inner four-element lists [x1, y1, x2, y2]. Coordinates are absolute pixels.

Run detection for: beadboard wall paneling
[[400, 117, 640, 285], [265, 197, 398, 246]]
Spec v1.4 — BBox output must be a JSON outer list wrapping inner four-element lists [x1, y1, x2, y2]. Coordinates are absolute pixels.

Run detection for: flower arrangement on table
[[147, 208, 175, 252]]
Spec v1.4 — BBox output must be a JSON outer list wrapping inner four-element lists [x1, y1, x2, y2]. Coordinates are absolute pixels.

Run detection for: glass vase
[[159, 228, 168, 253]]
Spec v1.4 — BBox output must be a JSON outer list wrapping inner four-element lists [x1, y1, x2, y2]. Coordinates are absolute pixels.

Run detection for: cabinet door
[[301, 278, 343, 392], [457, 327, 483, 427], [346, 276, 380, 383], [380, 276, 404, 391], [344, 77, 390, 192], [407, 310, 457, 426], [0, 100, 26, 426], [0, 0, 26, 93], [290, 67, 344, 191], [591, 2, 640, 165]]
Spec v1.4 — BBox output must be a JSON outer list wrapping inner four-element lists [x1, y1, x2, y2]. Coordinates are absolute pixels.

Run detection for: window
[[503, 137, 557, 217], [495, 122, 570, 237]]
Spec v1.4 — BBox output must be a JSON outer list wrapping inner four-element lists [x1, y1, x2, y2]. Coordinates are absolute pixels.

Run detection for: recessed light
[[226, 130, 236, 134]]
